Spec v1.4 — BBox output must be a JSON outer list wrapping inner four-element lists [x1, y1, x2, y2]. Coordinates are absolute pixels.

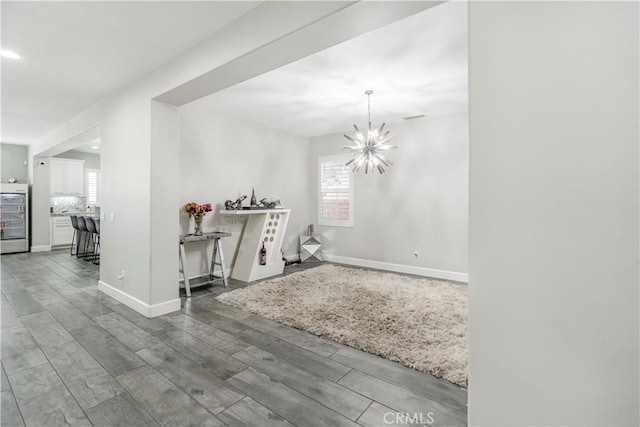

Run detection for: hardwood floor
[[0, 250, 467, 427]]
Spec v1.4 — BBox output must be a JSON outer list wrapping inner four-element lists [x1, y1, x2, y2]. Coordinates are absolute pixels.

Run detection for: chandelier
[[343, 90, 397, 174]]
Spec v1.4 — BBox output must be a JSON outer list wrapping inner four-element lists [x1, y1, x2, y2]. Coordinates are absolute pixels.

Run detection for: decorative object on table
[[224, 195, 247, 210], [216, 264, 468, 387], [259, 240, 267, 265], [299, 234, 322, 262], [343, 90, 397, 174], [259, 198, 277, 209], [184, 202, 212, 235], [250, 188, 257, 206], [307, 224, 315, 236]]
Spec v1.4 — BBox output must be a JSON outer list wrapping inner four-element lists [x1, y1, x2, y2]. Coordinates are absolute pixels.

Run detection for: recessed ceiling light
[[91, 146, 99, 150], [0, 50, 21, 60]]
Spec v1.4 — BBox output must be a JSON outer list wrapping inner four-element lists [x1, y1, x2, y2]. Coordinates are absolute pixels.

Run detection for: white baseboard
[[322, 254, 468, 283], [98, 280, 181, 318], [30, 245, 51, 253]]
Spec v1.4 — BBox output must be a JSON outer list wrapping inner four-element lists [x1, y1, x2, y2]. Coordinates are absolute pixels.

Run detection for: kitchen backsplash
[[50, 195, 89, 214]]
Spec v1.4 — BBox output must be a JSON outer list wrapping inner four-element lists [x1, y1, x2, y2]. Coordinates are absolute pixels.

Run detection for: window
[[85, 169, 101, 206], [318, 154, 353, 227]]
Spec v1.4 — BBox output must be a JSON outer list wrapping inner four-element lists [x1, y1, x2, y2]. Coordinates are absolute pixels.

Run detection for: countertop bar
[[179, 231, 231, 243], [220, 208, 287, 215]]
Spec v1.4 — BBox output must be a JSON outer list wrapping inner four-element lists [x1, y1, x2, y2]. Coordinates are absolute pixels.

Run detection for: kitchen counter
[[51, 213, 99, 218]]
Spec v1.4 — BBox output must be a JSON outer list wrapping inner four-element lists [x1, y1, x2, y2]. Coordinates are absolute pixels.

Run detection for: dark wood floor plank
[[94, 312, 162, 352], [159, 329, 247, 379], [205, 314, 351, 382], [234, 345, 369, 421], [0, 325, 48, 375], [84, 392, 160, 427], [331, 346, 467, 412], [227, 367, 360, 427], [338, 370, 467, 427], [136, 343, 244, 414], [71, 326, 146, 376], [8, 363, 91, 426], [45, 300, 96, 332], [217, 396, 293, 427], [116, 365, 225, 426]]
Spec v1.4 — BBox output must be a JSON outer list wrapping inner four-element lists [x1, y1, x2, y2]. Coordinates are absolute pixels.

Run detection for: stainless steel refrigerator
[[0, 183, 29, 254]]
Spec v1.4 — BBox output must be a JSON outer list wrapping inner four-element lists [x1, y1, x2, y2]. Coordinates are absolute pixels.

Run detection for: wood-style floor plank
[[71, 325, 147, 376], [338, 369, 467, 427], [116, 365, 225, 426], [84, 392, 160, 427], [205, 314, 351, 382], [331, 346, 467, 412], [45, 300, 96, 332], [227, 367, 360, 427], [9, 363, 91, 427], [217, 397, 293, 427], [93, 312, 162, 352], [136, 342, 245, 414], [0, 325, 48, 375], [233, 345, 369, 421]]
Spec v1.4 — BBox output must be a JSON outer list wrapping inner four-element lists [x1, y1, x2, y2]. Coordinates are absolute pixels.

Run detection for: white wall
[[1, 143, 28, 182], [30, 158, 50, 249], [55, 150, 101, 170], [468, 2, 639, 426], [309, 113, 468, 280], [179, 105, 309, 276]]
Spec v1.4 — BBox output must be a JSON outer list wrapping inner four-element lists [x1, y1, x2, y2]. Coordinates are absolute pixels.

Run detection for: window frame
[[85, 168, 100, 207], [318, 154, 354, 228]]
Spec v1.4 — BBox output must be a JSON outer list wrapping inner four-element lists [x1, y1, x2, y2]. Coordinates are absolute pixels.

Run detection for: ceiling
[[1, 1, 467, 146], [1, 1, 259, 145], [190, 1, 468, 138]]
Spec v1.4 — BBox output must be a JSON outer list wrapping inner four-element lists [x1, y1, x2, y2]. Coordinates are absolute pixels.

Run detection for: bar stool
[[92, 218, 100, 265], [76, 216, 90, 259], [69, 215, 80, 256], [84, 217, 99, 263]]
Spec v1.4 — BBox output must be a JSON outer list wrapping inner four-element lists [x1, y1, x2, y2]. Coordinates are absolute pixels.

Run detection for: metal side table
[[179, 231, 231, 297]]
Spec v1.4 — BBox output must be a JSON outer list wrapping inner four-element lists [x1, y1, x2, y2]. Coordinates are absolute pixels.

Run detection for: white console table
[[220, 209, 290, 282]]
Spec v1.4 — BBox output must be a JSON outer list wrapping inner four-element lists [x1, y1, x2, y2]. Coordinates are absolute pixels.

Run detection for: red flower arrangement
[[184, 202, 212, 219]]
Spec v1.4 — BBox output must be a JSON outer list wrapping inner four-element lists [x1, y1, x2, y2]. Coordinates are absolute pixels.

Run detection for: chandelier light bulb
[[343, 90, 397, 174]]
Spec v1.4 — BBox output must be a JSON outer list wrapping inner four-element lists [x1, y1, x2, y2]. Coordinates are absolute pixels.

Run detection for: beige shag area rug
[[215, 264, 468, 387]]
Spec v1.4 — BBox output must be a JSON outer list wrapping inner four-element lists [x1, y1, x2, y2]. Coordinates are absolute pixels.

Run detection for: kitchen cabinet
[[50, 158, 85, 195], [51, 217, 74, 247]]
